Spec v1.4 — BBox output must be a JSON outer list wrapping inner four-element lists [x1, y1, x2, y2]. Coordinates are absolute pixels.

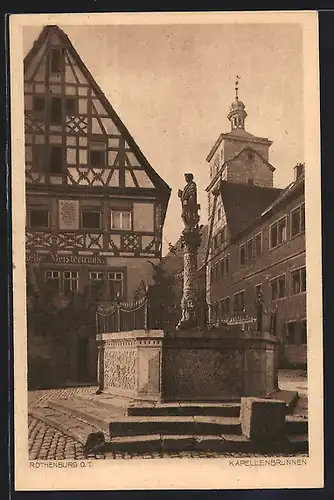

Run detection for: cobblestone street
[[29, 416, 86, 461]]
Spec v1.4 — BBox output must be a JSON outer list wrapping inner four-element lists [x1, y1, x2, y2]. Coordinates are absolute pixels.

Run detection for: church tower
[[204, 77, 276, 323]]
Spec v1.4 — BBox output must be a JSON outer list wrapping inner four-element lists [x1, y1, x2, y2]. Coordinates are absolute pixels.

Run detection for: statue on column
[[178, 173, 200, 229], [176, 173, 202, 330]]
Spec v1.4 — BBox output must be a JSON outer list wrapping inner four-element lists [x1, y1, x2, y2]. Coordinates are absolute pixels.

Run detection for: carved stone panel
[[103, 348, 137, 392], [163, 348, 244, 400]]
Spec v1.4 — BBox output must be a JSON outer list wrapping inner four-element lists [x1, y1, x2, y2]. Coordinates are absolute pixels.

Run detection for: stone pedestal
[[98, 328, 279, 402], [97, 330, 164, 401], [240, 397, 286, 440]]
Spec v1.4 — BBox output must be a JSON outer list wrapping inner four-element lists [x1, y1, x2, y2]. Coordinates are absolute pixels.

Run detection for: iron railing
[[96, 296, 148, 333]]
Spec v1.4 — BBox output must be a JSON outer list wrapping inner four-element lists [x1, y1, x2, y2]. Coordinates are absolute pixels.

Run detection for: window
[[286, 321, 296, 344], [270, 275, 286, 300], [89, 141, 106, 166], [108, 272, 123, 298], [300, 320, 307, 344], [286, 320, 307, 345], [45, 271, 60, 291], [240, 244, 246, 266], [254, 232, 262, 258], [270, 216, 287, 249], [255, 284, 262, 298], [49, 146, 63, 174], [219, 255, 230, 278], [82, 211, 101, 230], [50, 48, 64, 74], [89, 271, 104, 297], [246, 239, 253, 262], [63, 271, 79, 294], [33, 96, 45, 112], [291, 204, 305, 237], [65, 97, 77, 116], [291, 267, 306, 295], [239, 233, 262, 266], [248, 151, 254, 161], [247, 178, 254, 185], [233, 291, 245, 314], [50, 97, 62, 125], [111, 210, 131, 230], [29, 207, 49, 229], [220, 297, 230, 319]]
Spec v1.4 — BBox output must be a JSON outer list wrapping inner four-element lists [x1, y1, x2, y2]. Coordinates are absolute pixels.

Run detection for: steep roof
[[206, 129, 272, 162], [24, 25, 171, 218], [220, 181, 283, 238]]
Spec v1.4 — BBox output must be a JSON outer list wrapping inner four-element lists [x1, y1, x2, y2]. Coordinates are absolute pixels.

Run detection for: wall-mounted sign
[[59, 200, 79, 230], [26, 253, 107, 265]]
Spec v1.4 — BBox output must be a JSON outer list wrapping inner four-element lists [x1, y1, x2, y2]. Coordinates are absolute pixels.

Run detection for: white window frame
[[63, 271, 79, 294], [290, 203, 306, 238], [290, 266, 306, 295], [107, 271, 124, 297], [233, 290, 245, 314], [239, 243, 247, 266], [254, 231, 263, 258], [110, 210, 132, 231], [270, 274, 286, 301], [44, 270, 61, 291], [269, 215, 288, 250]]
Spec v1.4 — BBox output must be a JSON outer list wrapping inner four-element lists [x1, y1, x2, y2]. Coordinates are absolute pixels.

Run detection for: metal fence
[[96, 296, 148, 334]]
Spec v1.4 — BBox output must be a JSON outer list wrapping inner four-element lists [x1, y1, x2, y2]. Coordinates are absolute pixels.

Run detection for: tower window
[[50, 97, 62, 125], [50, 48, 64, 74]]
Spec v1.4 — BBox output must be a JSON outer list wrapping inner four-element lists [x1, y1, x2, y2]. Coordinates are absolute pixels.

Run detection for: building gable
[[24, 25, 171, 212]]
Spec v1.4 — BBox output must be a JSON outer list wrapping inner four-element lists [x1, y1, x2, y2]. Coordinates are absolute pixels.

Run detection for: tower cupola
[[227, 75, 247, 131]]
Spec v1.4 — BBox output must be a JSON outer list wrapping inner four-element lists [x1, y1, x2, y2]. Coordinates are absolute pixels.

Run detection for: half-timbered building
[[24, 25, 171, 384]]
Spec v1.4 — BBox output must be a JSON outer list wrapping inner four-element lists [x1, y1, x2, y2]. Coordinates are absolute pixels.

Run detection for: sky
[[23, 23, 304, 255]]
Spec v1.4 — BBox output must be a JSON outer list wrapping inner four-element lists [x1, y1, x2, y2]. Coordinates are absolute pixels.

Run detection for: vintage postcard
[[10, 11, 323, 490]]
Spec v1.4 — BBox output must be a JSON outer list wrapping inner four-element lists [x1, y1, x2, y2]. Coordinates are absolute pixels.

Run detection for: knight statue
[[178, 173, 200, 228]]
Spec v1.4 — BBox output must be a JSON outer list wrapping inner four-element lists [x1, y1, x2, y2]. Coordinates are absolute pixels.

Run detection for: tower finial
[[227, 75, 247, 131], [235, 75, 240, 100]]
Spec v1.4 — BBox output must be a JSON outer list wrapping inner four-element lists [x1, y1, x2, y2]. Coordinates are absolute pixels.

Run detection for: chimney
[[294, 163, 305, 181]]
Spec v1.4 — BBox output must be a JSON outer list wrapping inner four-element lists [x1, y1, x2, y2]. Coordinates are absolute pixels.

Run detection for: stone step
[[285, 416, 308, 435], [269, 389, 299, 413], [28, 405, 102, 445], [109, 416, 241, 438], [104, 433, 308, 454], [48, 398, 117, 431], [127, 402, 241, 417]]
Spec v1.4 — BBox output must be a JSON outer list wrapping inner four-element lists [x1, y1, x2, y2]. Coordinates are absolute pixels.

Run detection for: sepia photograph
[[10, 11, 323, 490]]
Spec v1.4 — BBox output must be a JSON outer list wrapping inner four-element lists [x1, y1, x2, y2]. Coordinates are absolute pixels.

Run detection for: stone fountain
[[97, 173, 280, 403]]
